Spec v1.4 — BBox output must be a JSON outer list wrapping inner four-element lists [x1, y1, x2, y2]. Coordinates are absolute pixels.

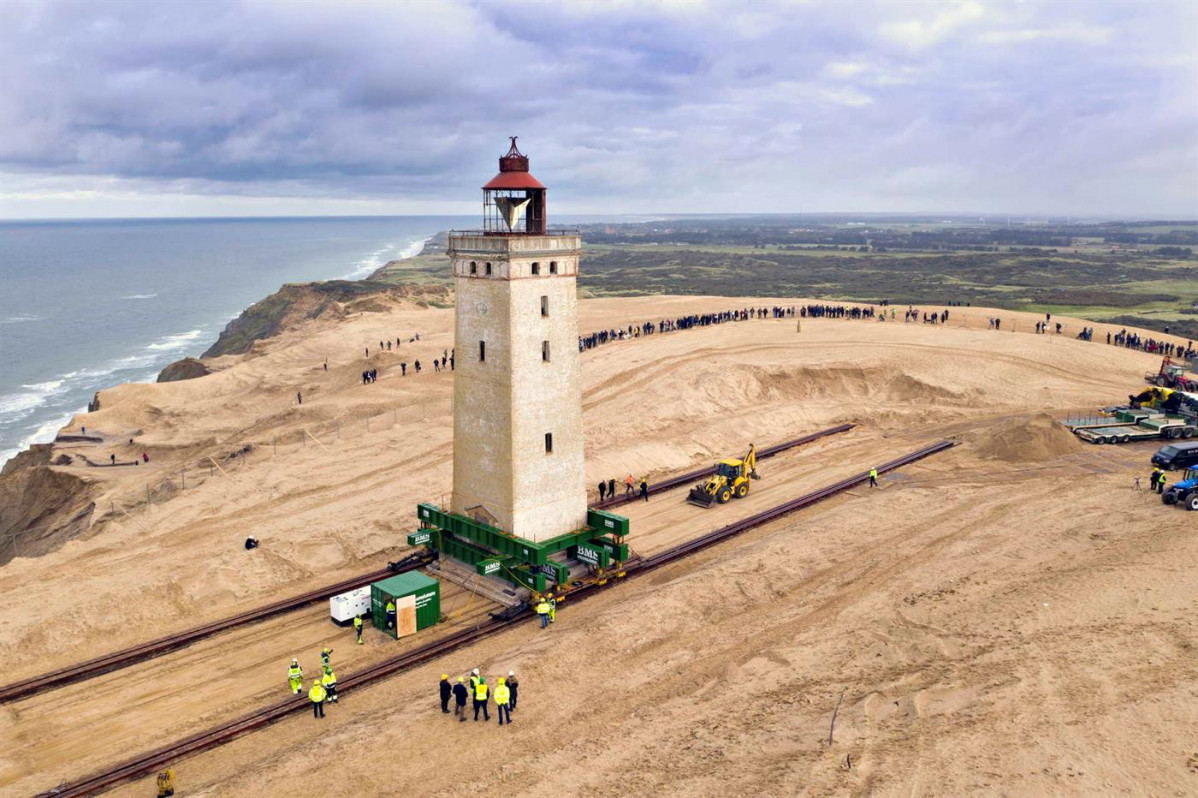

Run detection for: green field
[[370, 225, 1198, 339]]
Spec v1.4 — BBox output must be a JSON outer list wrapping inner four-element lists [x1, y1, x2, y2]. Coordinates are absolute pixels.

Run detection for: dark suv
[[1151, 441, 1198, 470]]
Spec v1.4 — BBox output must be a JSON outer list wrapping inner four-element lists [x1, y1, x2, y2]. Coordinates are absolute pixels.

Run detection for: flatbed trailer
[[1075, 422, 1197, 445]]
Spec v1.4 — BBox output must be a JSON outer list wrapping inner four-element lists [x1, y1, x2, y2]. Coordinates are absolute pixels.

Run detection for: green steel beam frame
[[413, 503, 628, 589]]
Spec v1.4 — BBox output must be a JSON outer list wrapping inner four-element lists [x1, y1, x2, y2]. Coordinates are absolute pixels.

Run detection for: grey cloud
[[0, 0, 1195, 217]]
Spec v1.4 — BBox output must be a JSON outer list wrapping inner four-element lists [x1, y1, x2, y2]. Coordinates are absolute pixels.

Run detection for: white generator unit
[[329, 586, 371, 625]]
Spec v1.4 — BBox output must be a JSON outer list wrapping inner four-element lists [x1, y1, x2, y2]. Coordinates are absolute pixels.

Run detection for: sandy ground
[[1, 295, 1195, 797]]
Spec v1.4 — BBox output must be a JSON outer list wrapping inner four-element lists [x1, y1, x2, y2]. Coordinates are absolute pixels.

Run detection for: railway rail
[[592, 423, 854, 509], [0, 553, 431, 705], [38, 439, 953, 798], [4, 424, 852, 706]]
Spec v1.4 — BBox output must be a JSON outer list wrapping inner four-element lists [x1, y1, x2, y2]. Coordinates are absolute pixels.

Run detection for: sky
[[0, 0, 1195, 219]]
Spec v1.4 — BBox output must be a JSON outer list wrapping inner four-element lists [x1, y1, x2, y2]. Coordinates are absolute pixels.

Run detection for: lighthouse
[[447, 138, 587, 543]]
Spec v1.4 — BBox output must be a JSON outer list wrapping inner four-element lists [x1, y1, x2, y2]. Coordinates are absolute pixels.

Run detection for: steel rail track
[[7, 426, 850, 706], [38, 439, 952, 798], [591, 423, 854, 509], [1, 554, 431, 705]]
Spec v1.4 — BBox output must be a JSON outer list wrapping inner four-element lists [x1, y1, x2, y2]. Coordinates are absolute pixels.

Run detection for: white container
[[329, 586, 371, 624]]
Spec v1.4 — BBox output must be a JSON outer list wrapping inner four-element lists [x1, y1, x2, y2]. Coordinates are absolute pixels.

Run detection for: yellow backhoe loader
[[687, 444, 760, 508]]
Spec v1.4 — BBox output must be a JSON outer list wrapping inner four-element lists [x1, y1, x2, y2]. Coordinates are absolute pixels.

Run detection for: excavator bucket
[[687, 485, 716, 508]]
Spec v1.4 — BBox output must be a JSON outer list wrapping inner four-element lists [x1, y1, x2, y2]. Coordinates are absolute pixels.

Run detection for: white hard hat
[[508, 670, 515, 676], [472, 668, 479, 675]]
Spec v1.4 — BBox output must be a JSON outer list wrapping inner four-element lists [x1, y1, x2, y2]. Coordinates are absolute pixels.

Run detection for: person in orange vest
[[624, 473, 635, 496]]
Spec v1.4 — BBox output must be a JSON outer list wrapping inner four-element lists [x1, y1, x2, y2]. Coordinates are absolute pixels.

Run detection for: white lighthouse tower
[[448, 138, 587, 543]]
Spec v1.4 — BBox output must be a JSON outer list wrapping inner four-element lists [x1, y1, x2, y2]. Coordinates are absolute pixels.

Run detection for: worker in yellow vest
[[320, 647, 333, 668], [321, 666, 338, 703], [536, 596, 551, 629], [868, 467, 878, 488], [309, 679, 327, 719], [547, 594, 557, 623], [353, 614, 364, 644], [494, 676, 512, 726], [473, 676, 490, 721], [155, 768, 176, 797], [469, 667, 481, 693], [385, 599, 396, 630], [287, 658, 304, 694]]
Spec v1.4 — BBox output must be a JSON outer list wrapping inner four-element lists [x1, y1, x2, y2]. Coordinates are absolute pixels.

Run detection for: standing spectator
[[473, 677, 490, 722], [598, 480, 607, 501], [439, 674, 452, 714], [507, 671, 519, 710], [495, 677, 512, 726], [309, 679, 327, 719], [608, 477, 616, 498], [453, 677, 468, 722], [639, 479, 649, 502]]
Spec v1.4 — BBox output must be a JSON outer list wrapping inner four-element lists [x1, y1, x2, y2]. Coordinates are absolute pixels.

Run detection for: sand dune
[[1, 295, 1195, 797]]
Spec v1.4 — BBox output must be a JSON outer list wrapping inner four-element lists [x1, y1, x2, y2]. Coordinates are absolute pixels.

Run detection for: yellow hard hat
[[441, 673, 448, 680], [498, 677, 505, 685]]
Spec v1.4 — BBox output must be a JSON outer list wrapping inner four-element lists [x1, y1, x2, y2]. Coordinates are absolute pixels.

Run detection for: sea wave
[[122, 293, 158, 300], [146, 329, 203, 351], [339, 236, 429, 280], [0, 314, 46, 324]]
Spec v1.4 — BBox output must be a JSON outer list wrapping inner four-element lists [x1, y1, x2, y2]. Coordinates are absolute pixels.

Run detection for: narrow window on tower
[[545, 433, 553, 454], [479, 341, 486, 362], [485, 262, 492, 276], [541, 296, 549, 317], [542, 340, 551, 362], [549, 261, 558, 274], [470, 261, 477, 275], [531, 262, 540, 275]]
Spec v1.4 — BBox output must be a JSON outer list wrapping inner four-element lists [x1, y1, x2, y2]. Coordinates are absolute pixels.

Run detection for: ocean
[[0, 216, 471, 466]]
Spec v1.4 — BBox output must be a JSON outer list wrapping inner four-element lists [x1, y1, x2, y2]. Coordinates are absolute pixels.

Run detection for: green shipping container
[[371, 571, 441, 639]]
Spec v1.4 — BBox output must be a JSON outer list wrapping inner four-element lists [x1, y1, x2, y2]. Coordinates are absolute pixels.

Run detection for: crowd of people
[[595, 474, 649, 503], [442, 667, 519, 725]]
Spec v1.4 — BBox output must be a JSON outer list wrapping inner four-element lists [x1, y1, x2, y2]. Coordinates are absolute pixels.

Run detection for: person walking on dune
[[608, 478, 616, 499], [598, 480, 607, 501], [624, 473, 634, 496], [869, 467, 878, 488], [288, 658, 304, 694], [353, 614, 364, 645], [639, 479, 649, 502]]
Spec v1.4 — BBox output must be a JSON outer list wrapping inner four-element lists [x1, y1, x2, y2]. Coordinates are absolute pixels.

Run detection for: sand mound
[[684, 362, 970, 410], [964, 412, 1084, 463]]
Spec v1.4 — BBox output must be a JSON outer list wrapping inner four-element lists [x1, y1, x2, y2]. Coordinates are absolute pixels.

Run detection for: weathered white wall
[[449, 234, 587, 543]]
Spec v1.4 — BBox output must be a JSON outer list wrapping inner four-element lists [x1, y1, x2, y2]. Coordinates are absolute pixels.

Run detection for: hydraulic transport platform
[[408, 504, 630, 594]]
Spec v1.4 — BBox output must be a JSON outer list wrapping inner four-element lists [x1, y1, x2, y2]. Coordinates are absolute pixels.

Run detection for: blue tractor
[[1161, 467, 1198, 511]]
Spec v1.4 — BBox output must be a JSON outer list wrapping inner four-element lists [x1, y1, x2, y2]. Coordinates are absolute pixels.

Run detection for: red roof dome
[[483, 171, 546, 190]]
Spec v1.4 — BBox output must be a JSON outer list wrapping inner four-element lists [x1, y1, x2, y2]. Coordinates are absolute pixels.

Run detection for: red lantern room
[[482, 137, 546, 235]]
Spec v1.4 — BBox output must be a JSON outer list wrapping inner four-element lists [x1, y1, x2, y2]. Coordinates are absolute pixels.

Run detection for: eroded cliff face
[[0, 459, 96, 565], [157, 357, 212, 383], [202, 280, 452, 358]]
